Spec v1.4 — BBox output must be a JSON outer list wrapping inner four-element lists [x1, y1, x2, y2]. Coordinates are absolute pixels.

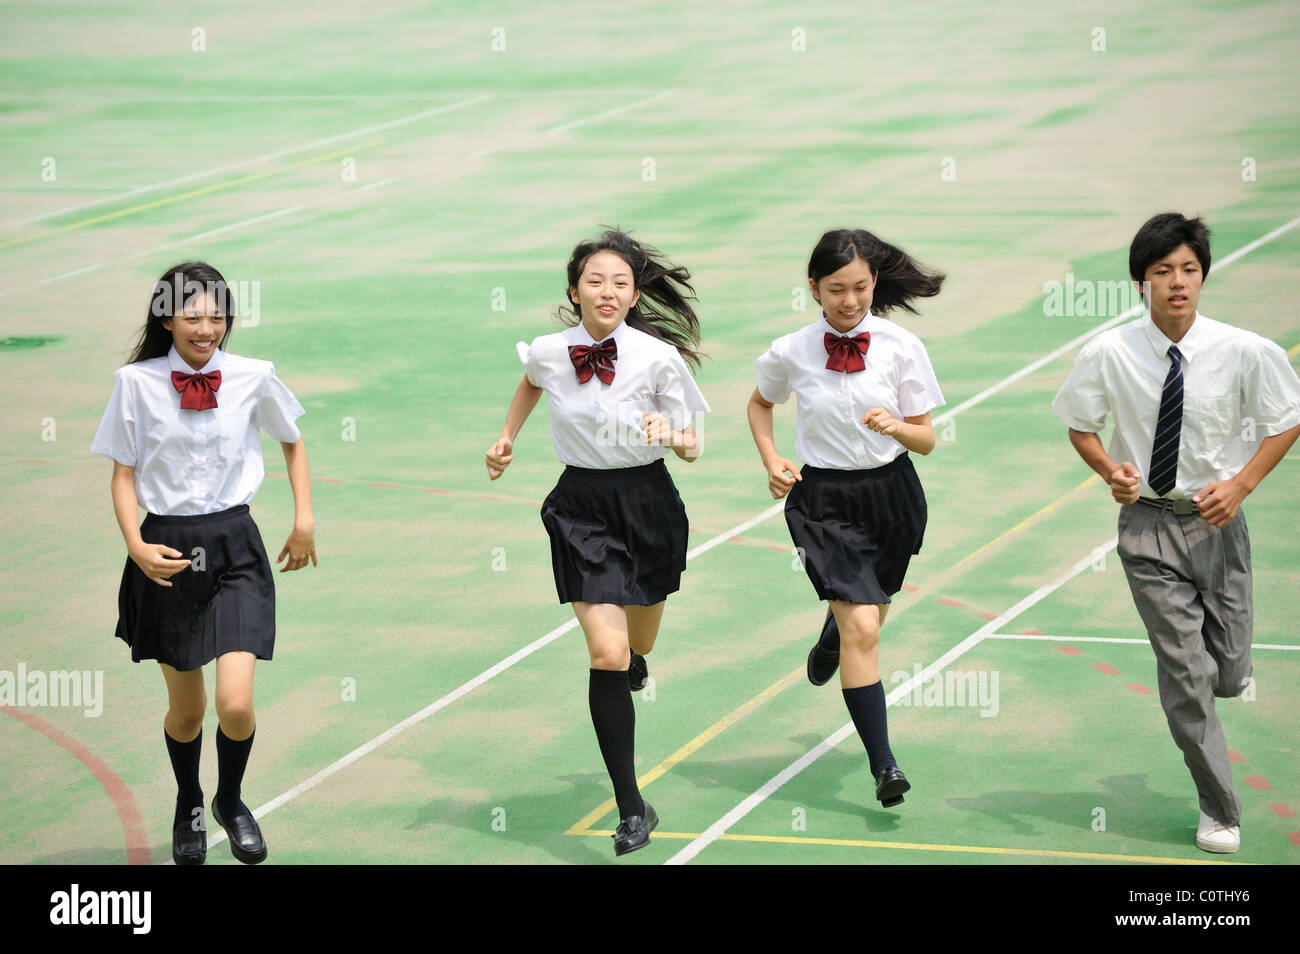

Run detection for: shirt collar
[[168, 344, 224, 375], [575, 318, 629, 348], [820, 310, 873, 337], [1141, 311, 1203, 363]]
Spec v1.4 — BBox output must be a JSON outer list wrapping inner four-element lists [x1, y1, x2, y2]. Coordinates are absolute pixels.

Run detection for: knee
[[839, 616, 880, 653], [1214, 660, 1252, 698], [589, 648, 630, 672], [168, 693, 207, 734], [1165, 715, 1207, 750], [215, 693, 255, 729]]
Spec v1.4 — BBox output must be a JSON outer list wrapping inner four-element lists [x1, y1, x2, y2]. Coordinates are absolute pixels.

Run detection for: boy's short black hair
[[1129, 213, 1211, 283]]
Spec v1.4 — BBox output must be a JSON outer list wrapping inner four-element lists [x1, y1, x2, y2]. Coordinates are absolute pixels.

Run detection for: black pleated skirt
[[114, 505, 276, 671], [540, 459, 689, 605], [784, 454, 927, 605]]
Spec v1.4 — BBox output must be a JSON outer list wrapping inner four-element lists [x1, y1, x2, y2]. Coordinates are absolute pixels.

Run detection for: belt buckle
[[1144, 496, 1196, 516]]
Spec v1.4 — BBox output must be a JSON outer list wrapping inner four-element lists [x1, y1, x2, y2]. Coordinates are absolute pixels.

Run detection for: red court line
[[1243, 775, 1273, 791], [1269, 803, 1296, 818], [1, 706, 150, 865], [723, 534, 788, 553], [1057, 646, 1084, 656], [1124, 683, 1155, 695], [935, 597, 965, 608], [1228, 749, 1247, 764], [1288, 832, 1300, 847], [1023, 629, 1045, 636], [1093, 663, 1120, 675]]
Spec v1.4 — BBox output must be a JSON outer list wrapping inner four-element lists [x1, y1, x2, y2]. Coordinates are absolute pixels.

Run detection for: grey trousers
[[1116, 504, 1253, 826]]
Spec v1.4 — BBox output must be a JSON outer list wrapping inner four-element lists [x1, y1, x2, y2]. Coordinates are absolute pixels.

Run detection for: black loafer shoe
[[172, 808, 206, 866], [211, 798, 268, 865], [613, 802, 659, 856], [629, 651, 649, 693], [807, 610, 840, 686], [875, 765, 910, 808]]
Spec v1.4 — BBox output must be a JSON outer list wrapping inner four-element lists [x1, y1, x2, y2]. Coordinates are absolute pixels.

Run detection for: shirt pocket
[[1183, 393, 1238, 473], [219, 414, 253, 463]]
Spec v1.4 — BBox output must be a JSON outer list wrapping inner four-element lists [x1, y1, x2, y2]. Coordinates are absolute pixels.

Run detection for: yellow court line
[[1289, 341, 1300, 358], [947, 474, 1099, 573], [569, 829, 1251, 865], [567, 473, 1107, 834], [0, 140, 385, 251]]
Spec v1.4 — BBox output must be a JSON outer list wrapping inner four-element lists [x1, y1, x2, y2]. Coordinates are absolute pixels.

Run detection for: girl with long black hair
[[748, 228, 944, 809], [92, 261, 316, 864], [485, 229, 709, 856]]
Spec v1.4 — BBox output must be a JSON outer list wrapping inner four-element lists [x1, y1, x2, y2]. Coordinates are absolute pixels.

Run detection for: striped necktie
[[1148, 345, 1183, 496]]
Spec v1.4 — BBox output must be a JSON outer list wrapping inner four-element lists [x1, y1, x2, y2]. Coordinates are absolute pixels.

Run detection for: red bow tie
[[171, 370, 221, 410], [569, 339, 618, 385], [824, 332, 871, 373]]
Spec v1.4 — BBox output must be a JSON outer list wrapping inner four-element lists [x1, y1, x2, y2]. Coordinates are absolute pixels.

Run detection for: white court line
[[664, 540, 1117, 866], [192, 210, 1300, 858], [940, 213, 1300, 422], [466, 91, 674, 158], [37, 206, 306, 284], [987, 633, 1300, 651], [544, 91, 671, 134], [358, 178, 398, 192], [15, 96, 489, 225], [190, 507, 797, 857]]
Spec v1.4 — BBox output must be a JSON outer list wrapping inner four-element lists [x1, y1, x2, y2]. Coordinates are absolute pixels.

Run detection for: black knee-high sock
[[215, 726, 254, 818], [842, 682, 895, 777], [817, 609, 840, 652], [164, 729, 203, 828], [588, 668, 644, 820]]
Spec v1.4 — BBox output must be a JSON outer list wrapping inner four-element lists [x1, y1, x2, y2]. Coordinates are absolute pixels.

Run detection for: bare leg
[[214, 651, 256, 741], [626, 602, 666, 656], [834, 601, 883, 689], [161, 663, 206, 741], [573, 602, 631, 670]]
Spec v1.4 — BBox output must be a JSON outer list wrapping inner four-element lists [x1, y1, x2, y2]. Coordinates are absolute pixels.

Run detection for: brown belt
[[1135, 496, 1199, 516]]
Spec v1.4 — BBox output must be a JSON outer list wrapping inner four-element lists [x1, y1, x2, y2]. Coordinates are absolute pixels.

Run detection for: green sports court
[[1, 0, 1298, 866]]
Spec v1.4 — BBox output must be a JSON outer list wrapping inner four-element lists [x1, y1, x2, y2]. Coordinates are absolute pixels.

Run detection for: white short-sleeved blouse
[[519, 320, 710, 469], [755, 312, 944, 469], [91, 345, 305, 515]]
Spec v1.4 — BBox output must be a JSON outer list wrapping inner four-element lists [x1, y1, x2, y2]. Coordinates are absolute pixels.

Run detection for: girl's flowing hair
[[808, 229, 944, 316], [128, 261, 234, 364], [560, 228, 704, 370]]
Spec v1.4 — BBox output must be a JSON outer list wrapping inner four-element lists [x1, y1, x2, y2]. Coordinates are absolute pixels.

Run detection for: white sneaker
[[1196, 811, 1240, 853]]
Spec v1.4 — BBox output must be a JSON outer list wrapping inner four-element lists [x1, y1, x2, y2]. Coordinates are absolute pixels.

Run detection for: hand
[[1109, 461, 1141, 505], [486, 437, 514, 480], [277, 522, 317, 572], [765, 457, 802, 499], [1193, 478, 1249, 528], [861, 407, 902, 437], [128, 542, 190, 587], [643, 411, 679, 446]]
